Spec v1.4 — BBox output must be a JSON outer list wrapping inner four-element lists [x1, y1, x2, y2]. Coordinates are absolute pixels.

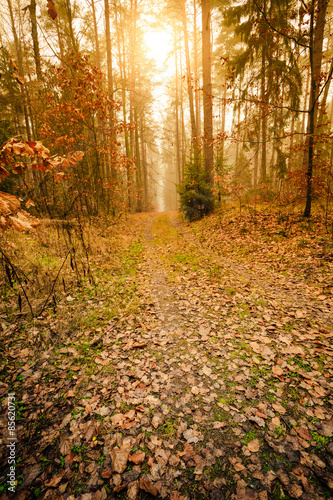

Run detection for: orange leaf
[[13, 73, 26, 85]]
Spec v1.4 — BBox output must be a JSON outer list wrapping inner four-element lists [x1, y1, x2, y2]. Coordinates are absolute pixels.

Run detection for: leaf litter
[[0, 211, 332, 499]]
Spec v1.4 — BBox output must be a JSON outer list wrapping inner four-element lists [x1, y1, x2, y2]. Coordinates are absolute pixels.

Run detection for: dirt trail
[[1, 212, 332, 500]]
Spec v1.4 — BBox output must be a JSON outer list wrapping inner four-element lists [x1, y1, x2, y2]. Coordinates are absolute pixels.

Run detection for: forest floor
[[1, 208, 333, 500]]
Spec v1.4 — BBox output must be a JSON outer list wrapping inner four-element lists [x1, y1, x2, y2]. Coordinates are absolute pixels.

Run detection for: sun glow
[[143, 30, 173, 74]]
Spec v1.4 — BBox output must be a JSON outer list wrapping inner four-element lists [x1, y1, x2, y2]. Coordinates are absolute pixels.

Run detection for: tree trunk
[[140, 115, 148, 209], [7, 0, 31, 141], [175, 29, 181, 186], [202, 0, 213, 184], [104, 0, 114, 101], [115, 3, 130, 159], [193, 0, 201, 137], [182, 0, 198, 165], [55, 16, 65, 59], [28, 0, 42, 79], [260, 1, 267, 184], [65, 0, 78, 52], [90, 0, 101, 69], [304, 0, 328, 217]]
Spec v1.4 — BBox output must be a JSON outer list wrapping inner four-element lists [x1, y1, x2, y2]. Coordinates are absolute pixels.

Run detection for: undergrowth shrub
[[178, 163, 214, 221]]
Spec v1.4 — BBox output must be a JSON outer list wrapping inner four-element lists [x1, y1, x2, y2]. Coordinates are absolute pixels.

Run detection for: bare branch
[[253, 0, 310, 49]]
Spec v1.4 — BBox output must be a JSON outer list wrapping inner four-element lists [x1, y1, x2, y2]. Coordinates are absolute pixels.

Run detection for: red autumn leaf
[[47, 0, 57, 19]]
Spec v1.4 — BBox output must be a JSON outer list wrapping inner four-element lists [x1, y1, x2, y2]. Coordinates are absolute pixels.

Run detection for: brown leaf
[[318, 422, 333, 437], [256, 410, 267, 419], [124, 409, 135, 420], [152, 414, 163, 428], [110, 448, 129, 473], [0, 192, 20, 215], [139, 478, 158, 496], [45, 470, 65, 487], [129, 451, 145, 464], [295, 427, 311, 441], [84, 422, 96, 442], [229, 457, 246, 472], [150, 436, 162, 447], [13, 73, 26, 85], [247, 438, 260, 453], [0, 165, 9, 181], [272, 365, 283, 376], [9, 59, 18, 71], [100, 468, 112, 479], [272, 403, 286, 415], [25, 199, 35, 208], [248, 415, 265, 427], [286, 483, 303, 498], [113, 484, 128, 493]]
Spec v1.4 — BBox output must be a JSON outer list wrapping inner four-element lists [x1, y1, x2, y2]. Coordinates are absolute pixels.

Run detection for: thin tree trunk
[[140, 115, 148, 208], [182, 0, 198, 164], [55, 16, 64, 59], [7, 0, 31, 140], [65, 0, 78, 52], [260, 1, 267, 184], [90, 0, 101, 69], [175, 29, 181, 186], [202, 0, 213, 184], [104, 0, 114, 101], [115, 3, 130, 159], [193, 0, 200, 137], [28, 0, 42, 79], [304, 0, 328, 217]]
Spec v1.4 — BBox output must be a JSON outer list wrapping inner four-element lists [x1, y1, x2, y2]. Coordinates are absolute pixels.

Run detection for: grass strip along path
[[0, 211, 333, 500]]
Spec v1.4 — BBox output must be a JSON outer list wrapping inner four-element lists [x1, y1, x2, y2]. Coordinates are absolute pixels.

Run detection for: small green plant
[[60, 456, 65, 467], [34, 488, 41, 497], [274, 426, 285, 438], [243, 430, 257, 445], [311, 432, 330, 448]]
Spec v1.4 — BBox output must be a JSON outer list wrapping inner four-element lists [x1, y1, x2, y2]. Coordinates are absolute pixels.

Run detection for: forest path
[[2, 211, 333, 500], [111, 210, 333, 499]]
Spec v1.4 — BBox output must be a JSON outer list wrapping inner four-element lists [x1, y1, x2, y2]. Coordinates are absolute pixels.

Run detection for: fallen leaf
[[139, 478, 158, 496], [183, 428, 204, 443], [256, 410, 267, 419], [247, 438, 260, 453], [110, 448, 129, 473], [272, 365, 283, 376], [272, 403, 286, 415], [295, 427, 311, 441], [129, 451, 145, 464]]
